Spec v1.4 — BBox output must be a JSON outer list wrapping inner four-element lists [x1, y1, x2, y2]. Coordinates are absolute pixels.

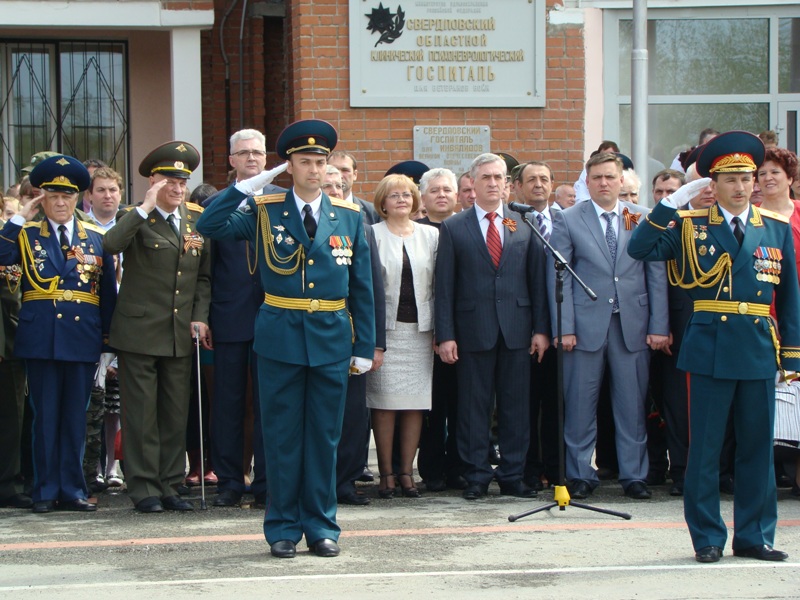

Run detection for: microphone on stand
[[506, 201, 536, 214]]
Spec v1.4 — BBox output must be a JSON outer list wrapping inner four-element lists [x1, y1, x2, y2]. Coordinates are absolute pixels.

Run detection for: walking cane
[[194, 324, 208, 510]]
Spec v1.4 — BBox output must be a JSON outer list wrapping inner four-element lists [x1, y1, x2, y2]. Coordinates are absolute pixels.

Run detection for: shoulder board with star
[[81, 222, 107, 235], [756, 206, 790, 224], [22, 221, 41, 229], [254, 193, 285, 205], [676, 209, 708, 218], [330, 198, 361, 212], [185, 202, 204, 214]]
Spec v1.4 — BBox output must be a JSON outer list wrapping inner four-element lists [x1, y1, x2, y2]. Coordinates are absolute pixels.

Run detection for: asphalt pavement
[[1, 477, 799, 599]]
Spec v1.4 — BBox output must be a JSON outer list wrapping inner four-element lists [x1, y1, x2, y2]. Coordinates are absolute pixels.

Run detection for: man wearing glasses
[[206, 129, 285, 508]]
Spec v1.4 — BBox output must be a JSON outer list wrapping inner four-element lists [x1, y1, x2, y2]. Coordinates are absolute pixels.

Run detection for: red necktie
[[485, 212, 502, 268]]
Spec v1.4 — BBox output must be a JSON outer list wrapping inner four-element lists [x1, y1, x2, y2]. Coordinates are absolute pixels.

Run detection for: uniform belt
[[23, 289, 100, 306], [693, 300, 771, 316], [264, 293, 345, 313]]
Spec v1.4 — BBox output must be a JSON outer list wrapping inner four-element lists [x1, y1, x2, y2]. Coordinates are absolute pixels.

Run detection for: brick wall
[[201, 0, 586, 195]]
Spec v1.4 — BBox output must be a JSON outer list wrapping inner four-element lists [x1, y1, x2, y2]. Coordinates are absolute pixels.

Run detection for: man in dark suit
[[0, 155, 117, 513], [196, 120, 375, 559], [329, 150, 380, 225], [105, 141, 211, 514], [206, 129, 285, 508], [548, 152, 669, 501], [435, 153, 550, 500], [630, 131, 800, 563]]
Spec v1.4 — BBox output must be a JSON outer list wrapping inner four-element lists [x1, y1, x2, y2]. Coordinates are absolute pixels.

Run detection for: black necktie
[[166, 213, 181, 243], [303, 204, 317, 240], [731, 216, 744, 247], [58, 224, 69, 259]]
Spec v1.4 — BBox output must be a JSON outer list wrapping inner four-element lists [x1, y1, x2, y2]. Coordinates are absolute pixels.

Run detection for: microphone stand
[[508, 207, 631, 522]]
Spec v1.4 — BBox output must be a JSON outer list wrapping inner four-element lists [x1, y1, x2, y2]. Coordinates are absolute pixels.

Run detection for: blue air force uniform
[[0, 156, 117, 506], [196, 120, 375, 550], [628, 132, 800, 556]]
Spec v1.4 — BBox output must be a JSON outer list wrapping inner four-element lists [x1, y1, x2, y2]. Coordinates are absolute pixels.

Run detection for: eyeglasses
[[618, 191, 639, 199], [322, 183, 343, 190], [387, 192, 413, 201], [231, 150, 267, 158]]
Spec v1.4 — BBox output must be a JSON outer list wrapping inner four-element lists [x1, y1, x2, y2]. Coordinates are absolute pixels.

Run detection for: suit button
[[309, 282, 315, 289], [754, 318, 760, 324], [174, 309, 178, 313], [177, 271, 182, 277], [308, 259, 314, 266], [155, 244, 159, 248], [57, 313, 62, 319], [59, 279, 64, 284], [721, 315, 727, 322], [75, 316, 80, 322], [723, 286, 729, 293], [608, 299, 614, 303], [175, 290, 180, 295], [757, 290, 762, 296], [614, 277, 619, 282], [496, 299, 500, 303]]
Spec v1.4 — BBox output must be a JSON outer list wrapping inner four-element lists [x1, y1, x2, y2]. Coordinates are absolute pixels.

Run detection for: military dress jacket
[[195, 188, 376, 368], [628, 201, 800, 379], [104, 202, 211, 358], [0, 217, 116, 362]]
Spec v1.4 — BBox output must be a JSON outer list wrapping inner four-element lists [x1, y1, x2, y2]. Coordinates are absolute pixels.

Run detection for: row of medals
[[754, 258, 781, 284], [333, 247, 352, 266]]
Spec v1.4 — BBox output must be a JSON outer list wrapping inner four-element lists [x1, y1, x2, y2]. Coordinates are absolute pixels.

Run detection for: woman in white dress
[[368, 174, 438, 498]]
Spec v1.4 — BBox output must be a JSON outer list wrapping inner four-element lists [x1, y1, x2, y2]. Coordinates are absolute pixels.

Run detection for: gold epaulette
[[677, 209, 708, 218], [82, 222, 106, 235], [330, 198, 361, 212], [22, 221, 40, 229], [254, 193, 285, 205], [185, 202, 204, 213], [123, 205, 138, 212], [756, 206, 790, 224]]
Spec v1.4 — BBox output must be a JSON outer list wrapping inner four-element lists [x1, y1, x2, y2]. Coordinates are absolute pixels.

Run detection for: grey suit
[[548, 200, 668, 489], [354, 196, 380, 225], [435, 206, 549, 486]]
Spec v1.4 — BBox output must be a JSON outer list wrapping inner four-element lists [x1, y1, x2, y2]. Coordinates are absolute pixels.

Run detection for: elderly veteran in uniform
[[196, 119, 375, 559], [0, 155, 117, 513], [629, 131, 800, 564], [104, 142, 211, 514]]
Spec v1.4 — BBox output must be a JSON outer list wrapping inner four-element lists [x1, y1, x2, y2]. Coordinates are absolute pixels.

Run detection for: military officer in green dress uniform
[[104, 141, 212, 513], [628, 131, 800, 563], [196, 119, 375, 559]]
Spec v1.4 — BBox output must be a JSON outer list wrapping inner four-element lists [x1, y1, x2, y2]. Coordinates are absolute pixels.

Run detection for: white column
[[170, 27, 204, 188]]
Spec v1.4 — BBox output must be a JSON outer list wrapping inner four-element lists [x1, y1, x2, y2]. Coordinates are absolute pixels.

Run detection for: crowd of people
[[1, 122, 799, 564]]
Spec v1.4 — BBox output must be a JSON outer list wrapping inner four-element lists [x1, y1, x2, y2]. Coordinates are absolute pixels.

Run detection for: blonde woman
[[368, 174, 438, 498]]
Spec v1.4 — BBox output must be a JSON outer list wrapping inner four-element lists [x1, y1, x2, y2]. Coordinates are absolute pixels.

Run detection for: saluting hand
[[140, 179, 168, 213], [18, 193, 44, 222]]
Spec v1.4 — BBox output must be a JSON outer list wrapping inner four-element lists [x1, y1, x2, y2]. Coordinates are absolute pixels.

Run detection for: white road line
[[2, 562, 800, 592]]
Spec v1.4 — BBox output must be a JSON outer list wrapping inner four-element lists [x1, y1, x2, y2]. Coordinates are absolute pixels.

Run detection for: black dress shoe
[[32, 500, 56, 513], [596, 467, 618, 481], [462, 482, 488, 500], [446, 474, 468, 490], [59, 498, 97, 512], [645, 471, 667, 486], [424, 479, 447, 492], [162, 496, 194, 511], [499, 480, 538, 498], [669, 481, 684, 496], [308, 538, 340, 557], [733, 545, 788, 561], [568, 480, 592, 500], [338, 491, 370, 506], [270, 540, 296, 558], [624, 481, 652, 500], [253, 493, 267, 508], [357, 467, 375, 483], [213, 489, 242, 507], [523, 477, 545, 492], [0, 493, 33, 509], [695, 546, 723, 563], [135, 496, 164, 513]]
